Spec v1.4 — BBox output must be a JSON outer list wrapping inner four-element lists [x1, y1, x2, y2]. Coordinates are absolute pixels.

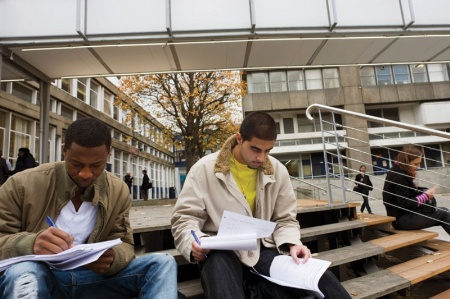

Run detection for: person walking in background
[[355, 165, 373, 214], [141, 170, 150, 201], [382, 145, 450, 234], [124, 172, 133, 194], [12, 147, 36, 174], [0, 150, 9, 187], [0, 118, 177, 298], [171, 112, 351, 299]]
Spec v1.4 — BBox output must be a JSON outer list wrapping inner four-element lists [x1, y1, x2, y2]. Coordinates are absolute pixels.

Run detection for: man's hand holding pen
[[33, 216, 74, 255]]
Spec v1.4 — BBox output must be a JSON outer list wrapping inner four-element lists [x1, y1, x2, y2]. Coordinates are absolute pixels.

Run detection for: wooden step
[[301, 214, 395, 242], [315, 230, 437, 266], [177, 279, 203, 299], [430, 288, 450, 299], [342, 245, 450, 299]]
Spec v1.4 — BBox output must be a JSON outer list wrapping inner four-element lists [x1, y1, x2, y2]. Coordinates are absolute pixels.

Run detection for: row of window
[[245, 63, 450, 94], [248, 68, 340, 93], [1, 79, 172, 157], [360, 64, 449, 86]]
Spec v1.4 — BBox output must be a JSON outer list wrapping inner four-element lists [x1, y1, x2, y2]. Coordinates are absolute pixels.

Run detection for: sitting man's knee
[[13, 273, 38, 299]]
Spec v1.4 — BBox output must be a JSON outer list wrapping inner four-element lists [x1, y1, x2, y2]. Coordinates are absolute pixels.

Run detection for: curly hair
[[64, 118, 111, 150]]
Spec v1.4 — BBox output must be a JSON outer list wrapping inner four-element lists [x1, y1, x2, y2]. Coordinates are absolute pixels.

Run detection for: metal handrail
[[306, 104, 450, 140]]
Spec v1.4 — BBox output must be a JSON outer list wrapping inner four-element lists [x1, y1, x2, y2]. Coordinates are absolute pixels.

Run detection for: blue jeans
[[200, 248, 351, 299], [0, 253, 177, 299]]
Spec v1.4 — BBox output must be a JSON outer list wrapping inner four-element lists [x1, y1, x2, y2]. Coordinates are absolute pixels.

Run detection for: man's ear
[[62, 144, 67, 158], [236, 133, 243, 144]]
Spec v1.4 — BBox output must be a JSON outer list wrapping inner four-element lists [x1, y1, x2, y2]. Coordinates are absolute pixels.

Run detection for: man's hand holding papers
[[199, 211, 276, 251]]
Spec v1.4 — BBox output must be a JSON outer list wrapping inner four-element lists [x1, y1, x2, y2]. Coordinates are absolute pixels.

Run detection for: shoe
[[369, 212, 374, 214]]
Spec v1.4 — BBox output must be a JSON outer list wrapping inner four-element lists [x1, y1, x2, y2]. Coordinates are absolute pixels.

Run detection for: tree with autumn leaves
[[119, 71, 245, 173]]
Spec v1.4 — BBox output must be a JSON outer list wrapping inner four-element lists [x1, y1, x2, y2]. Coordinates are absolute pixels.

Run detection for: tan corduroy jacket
[[0, 162, 134, 275], [171, 135, 302, 267]]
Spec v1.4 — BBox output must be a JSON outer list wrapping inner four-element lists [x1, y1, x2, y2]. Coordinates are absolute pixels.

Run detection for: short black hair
[[239, 112, 277, 141], [64, 118, 111, 149]]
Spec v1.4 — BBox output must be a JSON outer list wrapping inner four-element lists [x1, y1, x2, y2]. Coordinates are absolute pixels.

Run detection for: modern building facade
[[0, 77, 176, 200], [243, 63, 450, 178]]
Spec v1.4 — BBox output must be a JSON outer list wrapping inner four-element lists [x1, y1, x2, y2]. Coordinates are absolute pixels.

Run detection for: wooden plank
[[178, 279, 204, 299], [356, 213, 396, 226], [300, 221, 366, 239], [389, 251, 450, 284], [424, 239, 450, 252], [315, 242, 384, 267], [370, 230, 438, 251], [138, 248, 188, 266], [430, 288, 450, 299], [341, 270, 410, 299]]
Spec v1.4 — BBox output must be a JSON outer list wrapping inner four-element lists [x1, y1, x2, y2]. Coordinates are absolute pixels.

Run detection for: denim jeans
[[0, 253, 177, 299], [394, 206, 450, 234], [200, 248, 351, 299]]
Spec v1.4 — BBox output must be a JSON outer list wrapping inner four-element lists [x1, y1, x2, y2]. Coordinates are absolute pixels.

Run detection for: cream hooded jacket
[[171, 135, 302, 267], [0, 162, 134, 275]]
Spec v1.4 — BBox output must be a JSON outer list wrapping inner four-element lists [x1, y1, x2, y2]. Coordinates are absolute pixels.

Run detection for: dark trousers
[[360, 192, 371, 213], [199, 247, 351, 299], [394, 207, 450, 234]]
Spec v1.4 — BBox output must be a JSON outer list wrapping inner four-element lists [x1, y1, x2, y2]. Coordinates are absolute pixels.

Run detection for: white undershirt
[[55, 201, 98, 245]]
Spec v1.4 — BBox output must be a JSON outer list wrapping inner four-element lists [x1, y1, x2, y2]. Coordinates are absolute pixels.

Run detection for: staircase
[[132, 200, 450, 299]]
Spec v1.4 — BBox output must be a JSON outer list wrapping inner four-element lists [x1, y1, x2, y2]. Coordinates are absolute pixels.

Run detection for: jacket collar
[[214, 135, 274, 175], [55, 161, 105, 205]]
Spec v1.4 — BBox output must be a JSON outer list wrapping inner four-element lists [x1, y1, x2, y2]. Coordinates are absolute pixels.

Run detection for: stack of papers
[[0, 238, 122, 272], [200, 210, 276, 250]]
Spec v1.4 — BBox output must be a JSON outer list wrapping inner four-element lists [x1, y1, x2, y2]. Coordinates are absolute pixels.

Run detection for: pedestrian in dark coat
[[355, 165, 373, 214]]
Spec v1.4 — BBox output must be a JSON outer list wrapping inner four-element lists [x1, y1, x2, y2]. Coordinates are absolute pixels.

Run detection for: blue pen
[[191, 230, 208, 259], [46, 216, 57, 227]]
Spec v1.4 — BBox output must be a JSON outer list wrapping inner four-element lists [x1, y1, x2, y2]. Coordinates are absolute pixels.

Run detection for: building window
[[90, 81, 98, 108], [1, 82, 7, 91], [428, 64, 448, 82], [60, 105, 74, 120], [283, 118, 294, 134], [393, 65, 411, 84], [367, 107, 399, 128], [104, 91, 112, 116], [61, 79, 71, 93], [305, 69, 323, 90], [77, 78, 87, 102], [287, 70, 305, 91], [297, 114, 314, 133], [11, 83, 33, 103], [360, 67, 376, 86], [9, 115, 32, 168], [269, 72, 287, 92], [411, 65, 428, 83], [323, 68, 339, 88], [375, 66, 393, 85], [252, 73, 269, 93], [423, 144, 442, 168]]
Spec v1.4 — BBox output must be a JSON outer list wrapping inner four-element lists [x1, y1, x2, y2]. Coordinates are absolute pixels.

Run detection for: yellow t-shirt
[[230, 155, 257, 213]]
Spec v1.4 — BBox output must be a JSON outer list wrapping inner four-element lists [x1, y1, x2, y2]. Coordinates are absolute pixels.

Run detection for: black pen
[[191, 230, 208, 259], [46, 216, 57, 228]]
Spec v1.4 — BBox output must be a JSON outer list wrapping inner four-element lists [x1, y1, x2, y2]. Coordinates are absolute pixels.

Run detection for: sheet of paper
[[0, 238, 122, 272], [200, 233, 257, 250], [217, 210, 276, 238], [254, 255, 331, 299]]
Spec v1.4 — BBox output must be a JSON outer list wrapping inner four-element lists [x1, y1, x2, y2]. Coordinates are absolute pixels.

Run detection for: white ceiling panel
[[174, 43, 247, 70]]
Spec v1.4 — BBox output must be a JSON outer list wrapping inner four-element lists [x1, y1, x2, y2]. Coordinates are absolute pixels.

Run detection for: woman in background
[[382, 145, 450, 234]]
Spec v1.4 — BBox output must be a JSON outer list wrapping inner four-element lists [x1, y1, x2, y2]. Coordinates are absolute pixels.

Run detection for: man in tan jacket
[[0, 118, 177, 298], [171, 112, 351, 299]]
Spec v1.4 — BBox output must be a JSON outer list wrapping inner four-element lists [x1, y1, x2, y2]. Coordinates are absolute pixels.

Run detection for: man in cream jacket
[[171, 112, 351, 299]]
